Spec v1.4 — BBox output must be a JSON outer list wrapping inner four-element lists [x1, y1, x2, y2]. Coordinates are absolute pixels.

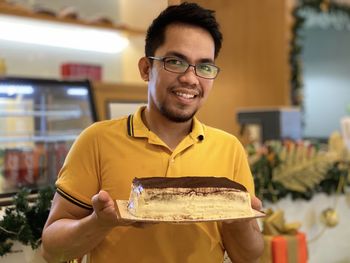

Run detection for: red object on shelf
[[4, 149, 21, 187], [19, 149, 36, 185], [61, 63, 102, 81]]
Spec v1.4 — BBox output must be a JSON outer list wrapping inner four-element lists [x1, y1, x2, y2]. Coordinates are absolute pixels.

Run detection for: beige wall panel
[[190, 0, 290, 135], [92, 82, 147, 120]]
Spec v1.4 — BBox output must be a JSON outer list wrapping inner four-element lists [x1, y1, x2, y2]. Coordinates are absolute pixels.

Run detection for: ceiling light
[[0, 15, 129, 53]]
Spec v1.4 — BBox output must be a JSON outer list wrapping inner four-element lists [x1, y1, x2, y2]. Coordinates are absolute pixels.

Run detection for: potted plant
[[0, 186, 55, 257]]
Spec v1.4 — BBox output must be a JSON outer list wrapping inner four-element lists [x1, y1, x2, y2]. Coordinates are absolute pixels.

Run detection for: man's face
[[147, 23, 216, 123]]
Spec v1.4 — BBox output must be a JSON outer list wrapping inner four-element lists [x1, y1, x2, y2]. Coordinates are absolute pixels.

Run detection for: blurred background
[[0, 0, 349, 262]]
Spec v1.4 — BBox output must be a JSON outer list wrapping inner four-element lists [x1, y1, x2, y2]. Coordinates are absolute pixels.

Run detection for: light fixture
[[66, 87, 88, 96], [0, 84, 34, 95], [0, 15, 129, 53]]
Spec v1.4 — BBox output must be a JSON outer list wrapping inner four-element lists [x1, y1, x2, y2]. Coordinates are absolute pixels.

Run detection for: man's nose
[[179, 65, 199, 85]]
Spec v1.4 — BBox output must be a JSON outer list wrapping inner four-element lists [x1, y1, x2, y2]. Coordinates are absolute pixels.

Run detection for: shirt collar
[[127, 106, 205, 142]]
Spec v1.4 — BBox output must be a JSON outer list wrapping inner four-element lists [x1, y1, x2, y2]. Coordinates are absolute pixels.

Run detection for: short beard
[[159, 104, 196, 123]]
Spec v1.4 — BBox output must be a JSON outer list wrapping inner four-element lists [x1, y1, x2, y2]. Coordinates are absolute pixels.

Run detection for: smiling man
[[41, 3, 264, 263], [138, 22, 217, 149]]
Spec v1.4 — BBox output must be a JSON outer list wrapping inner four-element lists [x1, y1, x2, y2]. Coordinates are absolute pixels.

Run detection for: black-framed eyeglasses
[[148, 56, 220, 79]]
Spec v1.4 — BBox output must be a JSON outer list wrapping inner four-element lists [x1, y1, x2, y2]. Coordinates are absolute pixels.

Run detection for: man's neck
[[142, 108, 192, 150]]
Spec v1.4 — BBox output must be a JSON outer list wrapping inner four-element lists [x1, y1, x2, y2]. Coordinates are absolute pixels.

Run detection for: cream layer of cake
[[127, 177, 254, 220]]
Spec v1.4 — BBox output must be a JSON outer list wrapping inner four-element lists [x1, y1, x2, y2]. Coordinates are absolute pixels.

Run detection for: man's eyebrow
[[164, 51, 187, 60], [164, 51, 215, 64]]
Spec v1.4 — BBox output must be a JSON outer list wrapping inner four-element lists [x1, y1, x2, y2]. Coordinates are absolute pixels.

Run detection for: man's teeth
[[175, 92, 195, 99]]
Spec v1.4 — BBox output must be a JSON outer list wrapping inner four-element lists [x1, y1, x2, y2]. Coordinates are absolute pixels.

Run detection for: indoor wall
[[190, 0, 291, 135]]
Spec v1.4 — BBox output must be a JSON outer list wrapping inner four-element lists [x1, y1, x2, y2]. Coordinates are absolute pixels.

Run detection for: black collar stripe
[[127, 114, 134, 137], [57, 188, 92, 210]]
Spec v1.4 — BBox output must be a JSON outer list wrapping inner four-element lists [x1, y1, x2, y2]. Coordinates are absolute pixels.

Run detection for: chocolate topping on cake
[[132, 177, 247, 191]]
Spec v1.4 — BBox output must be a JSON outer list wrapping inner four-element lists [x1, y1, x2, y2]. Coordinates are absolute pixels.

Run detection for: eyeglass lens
[[163, 57, 219, 79]]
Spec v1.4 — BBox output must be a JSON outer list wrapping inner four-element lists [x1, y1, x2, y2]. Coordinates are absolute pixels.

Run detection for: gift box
[[260, 210, 308, 263], [261, 232, 308, 263]]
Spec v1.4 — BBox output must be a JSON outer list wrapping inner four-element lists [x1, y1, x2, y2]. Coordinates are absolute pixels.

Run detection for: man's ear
[[138, 57, 150, 81]]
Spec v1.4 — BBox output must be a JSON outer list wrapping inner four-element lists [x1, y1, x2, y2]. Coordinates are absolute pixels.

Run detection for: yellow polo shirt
[[56, 106, 255, 263]]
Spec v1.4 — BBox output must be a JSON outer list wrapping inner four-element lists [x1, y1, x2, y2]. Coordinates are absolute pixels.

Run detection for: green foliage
[[251, 147, 288, 202], [0, 186, 55, 257], [250, 143, 349, 202], [319, 162, 349, 195]]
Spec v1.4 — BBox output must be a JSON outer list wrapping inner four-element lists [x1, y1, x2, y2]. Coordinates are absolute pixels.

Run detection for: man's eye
[[198, 64, 213, 72], [165, 59, 184, 66]]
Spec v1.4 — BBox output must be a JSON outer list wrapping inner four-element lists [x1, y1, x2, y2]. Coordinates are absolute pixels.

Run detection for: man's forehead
[[159, 24, 215, 61]]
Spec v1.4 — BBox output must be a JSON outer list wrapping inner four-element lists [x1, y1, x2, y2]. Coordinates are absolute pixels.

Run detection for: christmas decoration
[[249, 133, 350, 202], [320, 207, 339, 227], [0, 186, 55, 256], [260, 209, 308, 263]]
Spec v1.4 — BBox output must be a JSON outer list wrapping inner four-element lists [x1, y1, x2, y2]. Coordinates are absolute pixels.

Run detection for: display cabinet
[[0, 77, 97, 200]]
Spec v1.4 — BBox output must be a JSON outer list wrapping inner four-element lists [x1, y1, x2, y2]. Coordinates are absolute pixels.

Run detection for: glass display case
[[0, 77, 97, 199]]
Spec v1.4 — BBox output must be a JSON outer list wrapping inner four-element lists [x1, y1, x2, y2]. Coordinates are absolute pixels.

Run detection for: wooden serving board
[[115, 200, 265, 223]]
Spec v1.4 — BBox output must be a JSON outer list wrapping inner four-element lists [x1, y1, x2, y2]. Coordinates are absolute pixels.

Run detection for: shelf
[[0, 133, 78, 144], [0, 2, 146, 36], [0, 109, 83, 119]]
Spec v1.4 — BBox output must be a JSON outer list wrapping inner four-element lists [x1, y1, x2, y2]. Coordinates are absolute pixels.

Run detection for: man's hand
[[42, 191, 124, 262], [91, 190, 138, 228], [91, 190, 120, 228], [91, 190, 153, 228], [251, 195, 262, 211], [222, 196, 264, 262]]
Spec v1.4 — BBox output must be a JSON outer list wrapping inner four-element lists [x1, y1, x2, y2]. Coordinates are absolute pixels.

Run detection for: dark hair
[[145, 2, 223, 59]]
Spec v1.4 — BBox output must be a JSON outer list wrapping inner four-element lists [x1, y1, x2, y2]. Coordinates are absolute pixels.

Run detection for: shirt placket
[[165, 136, 197, 177]]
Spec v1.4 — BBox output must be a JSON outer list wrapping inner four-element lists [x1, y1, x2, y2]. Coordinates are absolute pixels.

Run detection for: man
[[41, 2, 264, 263]]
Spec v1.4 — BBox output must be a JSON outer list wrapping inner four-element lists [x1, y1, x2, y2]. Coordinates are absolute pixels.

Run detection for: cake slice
[[127, 176, 254, 220]]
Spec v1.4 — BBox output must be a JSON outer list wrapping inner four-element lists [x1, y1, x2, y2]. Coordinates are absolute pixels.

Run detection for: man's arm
[[222, 196, 264, 263], [41, 190, 122, 263]]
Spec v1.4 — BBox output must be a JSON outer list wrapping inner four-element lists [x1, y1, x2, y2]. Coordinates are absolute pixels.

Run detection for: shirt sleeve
[[55, 123, 101, 209], [232, 137, 255, 196]]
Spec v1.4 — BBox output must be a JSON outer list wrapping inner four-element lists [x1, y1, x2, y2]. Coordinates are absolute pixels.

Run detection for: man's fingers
[[251, 196, 262, 211], [92, 190, 114, 212], [97, 190, 111, 202]]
